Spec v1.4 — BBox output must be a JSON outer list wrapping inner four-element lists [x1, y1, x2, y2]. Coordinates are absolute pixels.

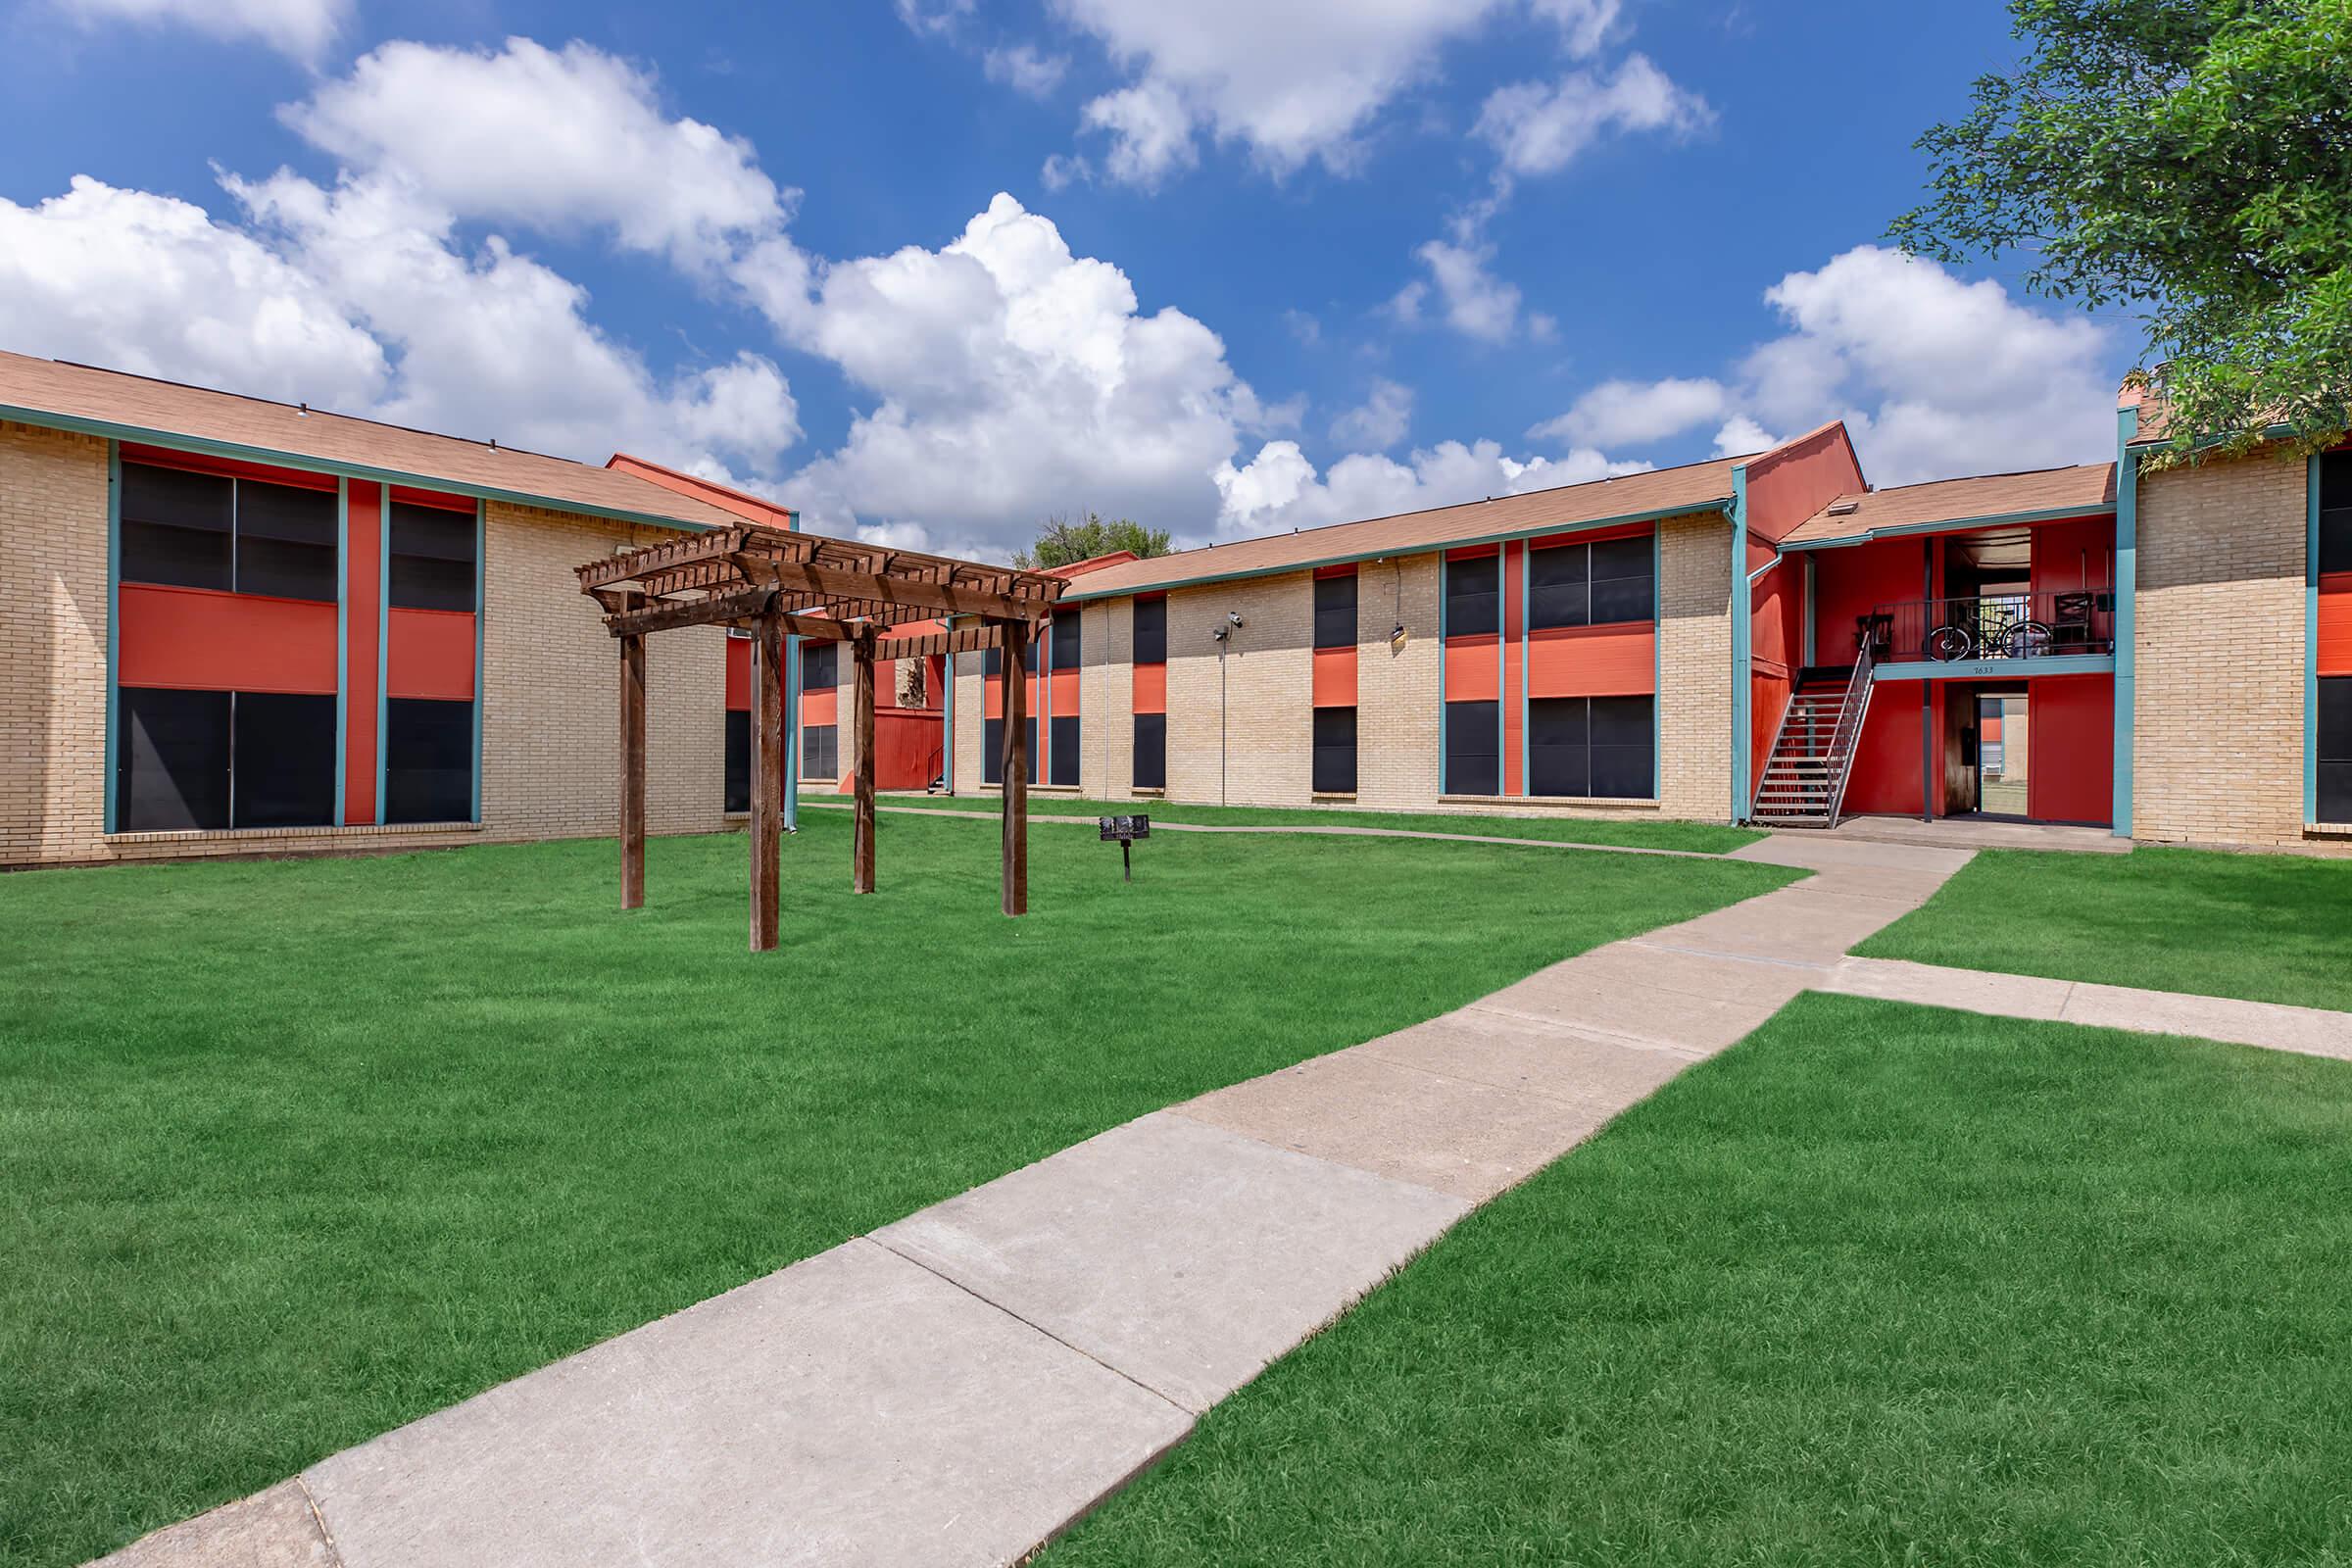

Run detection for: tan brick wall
[[0, 421, 110, 864], [940, 517, 1738, 822], [480, 502, 726, 845], [1656, 511, 1735, 820], [1355, 555, 1443, 808], [1166, 571, 1314, 806], [2132, 451, 2309, 847]]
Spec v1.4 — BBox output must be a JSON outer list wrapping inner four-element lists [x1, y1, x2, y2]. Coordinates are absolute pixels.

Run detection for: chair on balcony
[[2048, 591, 2101, 651]]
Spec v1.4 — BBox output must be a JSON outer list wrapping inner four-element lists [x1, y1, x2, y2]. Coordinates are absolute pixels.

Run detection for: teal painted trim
[[333, 479, 349, 826], [1781, 501, 2117, 554], [0, 405, 721, 535], [1518, 542, 1529, 796], [1728, 467, 1752, 822], [471, 499, 485, 824], [2111, 408, 2139, 837], [375, 498, 389, 825], [1060, 497, 1737, 603], [103, 442, 122, 835], [1437, 555, 1449, 795], [2307, 456, 2323, 825], [783, 635, 801, 831], [1875, 654, 2115, 682], [1650, 526, 1661, 801]]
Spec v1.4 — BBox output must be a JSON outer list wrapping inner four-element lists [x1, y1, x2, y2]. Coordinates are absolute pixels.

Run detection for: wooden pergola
[[575, 523, 1066, 949]]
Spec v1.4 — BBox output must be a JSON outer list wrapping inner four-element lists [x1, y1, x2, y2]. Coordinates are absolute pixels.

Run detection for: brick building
[[1, 348, 2346, 866]]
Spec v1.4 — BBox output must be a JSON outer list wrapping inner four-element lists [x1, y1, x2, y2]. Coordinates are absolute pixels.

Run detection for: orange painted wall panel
[[2319, 574, 2352, 677], [1311, 646, 1357, 708], [1132, 662, 1166, 714], [387, 609, 476, 701], [1444, 634, 1500, 701], [725, 637, 750, 710], [119, 584, 337, 695], [1048, 667, 1080, 714], [2028, 674, 2113, 825], [1526, 624, 1655, 697], [345, 480, 381, 822], [804, 687, 838, 727]]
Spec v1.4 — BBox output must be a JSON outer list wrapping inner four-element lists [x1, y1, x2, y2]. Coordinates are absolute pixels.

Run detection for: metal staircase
[[1750, 644, 1874, 828]]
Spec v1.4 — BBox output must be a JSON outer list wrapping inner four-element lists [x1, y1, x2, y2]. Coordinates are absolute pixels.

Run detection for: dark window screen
[[1314, 573, 1357, 650], [2321, 676, 2352, 823], [1529, 543, 1590, 629], [1133, 711, 1166, 789], [983, 716, 1038, 784], [2322, 454, 2352, 575], [1528, 697, 1590, 798], [1446, 555, 1499, 638], [388, 502, 476, 612], [724, 710, 751, 812], [119, 687, 230, 831], [983, 643, 1002, 678], [802, 641, 838, 691], [385, 698, 473, 823], [1589, 535, 1654, 625], [1529, 695, 1654, 799], [1050, 715, 1081, 785], [802, 723, 838, 780], [120, 464, 231, 591], [1446, 700, 1499, 795], [1133, 597, 1167, 663], [236, 481, 338, 602], [1312, 706, 1356, 794], [1052, 614, 1081, 670], [231, 692, 335, 827]]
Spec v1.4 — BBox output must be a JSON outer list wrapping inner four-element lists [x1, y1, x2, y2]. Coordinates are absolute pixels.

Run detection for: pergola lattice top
[[575, 522, 1068, 651]]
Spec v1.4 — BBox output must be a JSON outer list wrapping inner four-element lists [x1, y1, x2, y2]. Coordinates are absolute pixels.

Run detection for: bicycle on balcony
[[1925, 600, 2053, 662]]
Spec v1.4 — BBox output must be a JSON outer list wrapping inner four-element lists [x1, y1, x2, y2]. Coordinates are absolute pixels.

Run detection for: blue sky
[[0, 0, 2131, 558]]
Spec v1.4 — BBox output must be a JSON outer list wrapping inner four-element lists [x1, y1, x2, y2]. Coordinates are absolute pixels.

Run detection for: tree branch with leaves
[[1011, 511, 1173, 570]]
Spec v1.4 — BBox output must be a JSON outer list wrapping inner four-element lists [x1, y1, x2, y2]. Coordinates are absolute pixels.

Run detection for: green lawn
[[1050, 994, 2352, 1567], [0, 811, 1789, 1568], [1855, 846, 2352, 1012], [833, 792, 1762, 854]]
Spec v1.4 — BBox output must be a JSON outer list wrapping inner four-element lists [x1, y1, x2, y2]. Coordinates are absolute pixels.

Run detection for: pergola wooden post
[[576, 523, 1063, 947], [750, 610, 784, 950], [851, 625, 878, 895], [619, 632, 646, 910], [999, 617, 1028, 916]]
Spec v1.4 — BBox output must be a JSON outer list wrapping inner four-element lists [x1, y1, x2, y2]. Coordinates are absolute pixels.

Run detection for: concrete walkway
[[90, 829, 2352, 1567]]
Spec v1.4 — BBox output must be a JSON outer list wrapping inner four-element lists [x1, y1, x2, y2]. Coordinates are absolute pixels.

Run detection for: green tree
[[1891, 0, 2352, 462], [1011, 511, 1174, 569]]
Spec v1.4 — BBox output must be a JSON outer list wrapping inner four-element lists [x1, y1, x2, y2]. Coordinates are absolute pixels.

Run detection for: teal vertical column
[[2307, 456, 2322, 825], [103, 442, 122, 834], [2110, 408, 2138, 837], [1727, 469, 1752, 821]]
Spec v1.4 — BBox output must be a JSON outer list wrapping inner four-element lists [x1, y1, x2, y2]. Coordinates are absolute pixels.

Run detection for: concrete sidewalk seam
[[296, 1476, 347, 1568], [866, 1233, 1198, 1420]]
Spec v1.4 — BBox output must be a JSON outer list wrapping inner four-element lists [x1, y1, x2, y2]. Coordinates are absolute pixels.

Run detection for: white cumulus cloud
[[1475, 54, 1711, 176], [1391, 239, 1551, 346], [1331, 378, 1414, 451], [1214, 438, 1650, 538], [984, 43, 1069, 99], [1533, 376, 1727, 448], [51, 0, 349, 64]]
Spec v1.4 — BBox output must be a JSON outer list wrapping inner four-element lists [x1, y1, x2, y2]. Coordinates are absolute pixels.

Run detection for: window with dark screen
[[388, 502, 477, 612], [2322, 453, 2352, 575], [802, 722, 838, 781], [230, 692, 336, 827], [2321, 677, 2352, 823], [118, 687, 230, 831], [1445, 700, 1499, 795], [1528, 695, 1654, 799], [1052, 613, 1081, 670], [725, 710, 751, 812], [120, 464, 232, 591], [1530, 535, 1653, 629], [384, 698, 473, 822], [1132, 597, 1167, 664], [1314, 573, 1357, 649], [1132, 711, 1166, 789], [1445, 555, 1499, 637], [1050, 715, 1080, 785], [1312, 706, 1356, 793], [235, 481, 338, 601], [802, 640, 838, 691]]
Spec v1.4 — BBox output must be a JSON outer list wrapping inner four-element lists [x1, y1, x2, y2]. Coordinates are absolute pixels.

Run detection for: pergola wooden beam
[[578, 518, 1067, 943]]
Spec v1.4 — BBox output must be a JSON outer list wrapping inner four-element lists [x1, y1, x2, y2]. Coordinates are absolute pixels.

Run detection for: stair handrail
[[1822, 638, 1875, 824]]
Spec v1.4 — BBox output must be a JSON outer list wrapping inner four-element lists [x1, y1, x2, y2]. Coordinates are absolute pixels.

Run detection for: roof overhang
[[1781, 501, 2116, 554], [2, 402, 726, 535]]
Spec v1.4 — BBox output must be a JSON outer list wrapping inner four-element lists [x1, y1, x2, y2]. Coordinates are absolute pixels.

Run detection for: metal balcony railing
[[1856, 591, 2116, 664]]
